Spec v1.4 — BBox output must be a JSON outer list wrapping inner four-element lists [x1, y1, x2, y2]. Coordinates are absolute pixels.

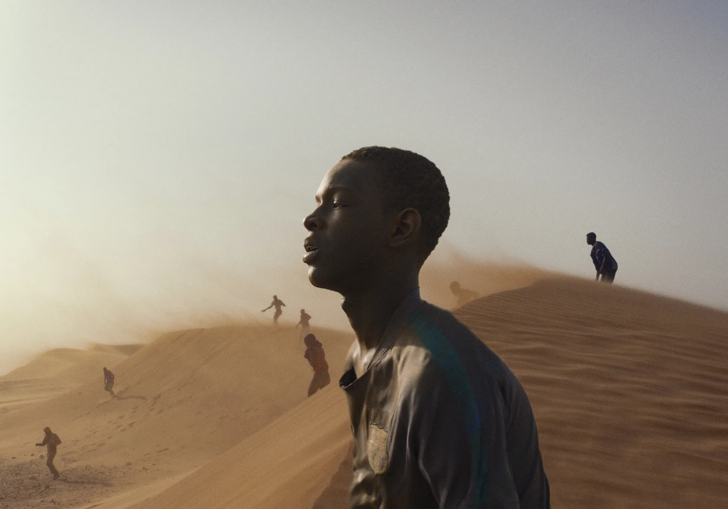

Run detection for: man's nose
[[303, 210, 322, 231]]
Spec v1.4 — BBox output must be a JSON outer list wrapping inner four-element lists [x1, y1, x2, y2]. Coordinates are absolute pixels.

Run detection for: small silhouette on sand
[[586, 232, 618, 283], [262, 295, 286, 325], [296, 309, 312, 340], [303, 334, 330, 397], [449, 281, 479, 308], [103, 367, 115, 397], [36, 427, 61, 479]]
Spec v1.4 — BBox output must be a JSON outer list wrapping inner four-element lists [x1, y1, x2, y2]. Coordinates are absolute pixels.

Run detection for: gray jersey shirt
[[339, 290, 550, 509]]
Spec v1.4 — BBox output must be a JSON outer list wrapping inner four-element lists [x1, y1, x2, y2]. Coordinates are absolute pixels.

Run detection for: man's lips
[[303, 240, 319, 264]]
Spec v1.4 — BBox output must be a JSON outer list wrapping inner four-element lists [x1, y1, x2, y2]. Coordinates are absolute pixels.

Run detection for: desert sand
[[2, 271, 727, 508], [0, 344, 144, 414]]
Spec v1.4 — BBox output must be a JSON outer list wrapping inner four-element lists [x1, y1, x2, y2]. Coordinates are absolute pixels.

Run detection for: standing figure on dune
[[303, 333, 330, 397], [586, 232, 618, 283], [296, 308, 312, 340], [36, 427, 61, 479], [261, 295, 286, 325], [103, 367, 115, 397], [303, 146, 550, 508], [449, 280, 479, 308]]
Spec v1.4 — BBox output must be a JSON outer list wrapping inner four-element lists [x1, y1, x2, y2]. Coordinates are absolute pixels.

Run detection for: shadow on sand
[[114, 395, 147, 401], [57, 478, 113, 487]]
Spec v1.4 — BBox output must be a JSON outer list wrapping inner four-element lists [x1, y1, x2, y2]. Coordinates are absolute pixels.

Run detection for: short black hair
[[587, 232, 596, 238], [341, 146, 450, 259]]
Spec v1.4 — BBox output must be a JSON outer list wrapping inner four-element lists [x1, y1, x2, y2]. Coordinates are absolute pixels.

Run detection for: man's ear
[[389, 208, 421, 248]]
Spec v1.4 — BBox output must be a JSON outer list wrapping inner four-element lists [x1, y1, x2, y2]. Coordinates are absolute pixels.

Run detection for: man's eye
[[332, 201, 344, 209]]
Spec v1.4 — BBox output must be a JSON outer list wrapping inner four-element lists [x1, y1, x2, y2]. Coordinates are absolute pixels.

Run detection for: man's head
[[303, 333, 318, 347], [586, 232, 597, 246], [341, 147, 450, 257], [303, 146, 449, 294], [44, 427, 51, 434]]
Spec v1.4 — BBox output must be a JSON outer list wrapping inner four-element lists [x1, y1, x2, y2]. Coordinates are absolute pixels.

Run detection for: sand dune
[[2, 275, 728, 508], [132, 385, 351, 509], [0, 324, 352, 508], [1, 344, 143, 384], [456, 278, 728, 508], [419, 253, 556, 310], [0, 344, 143, 415], [139, 277, 728, 509]]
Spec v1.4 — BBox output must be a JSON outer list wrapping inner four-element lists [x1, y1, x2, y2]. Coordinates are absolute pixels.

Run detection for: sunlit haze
[[2, 1, 727, 374]]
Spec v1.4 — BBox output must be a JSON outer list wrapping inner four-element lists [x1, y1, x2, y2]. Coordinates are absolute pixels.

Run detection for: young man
[[586, 232, 618, 283], [303, 147, 550, 508], [103, 367, 115, 397], [450, 280, 480, 308], [261, 295, 286, 325], [36, 427, 61, 479], [296, 308, 312, 340], [303, 333, 330, 397]]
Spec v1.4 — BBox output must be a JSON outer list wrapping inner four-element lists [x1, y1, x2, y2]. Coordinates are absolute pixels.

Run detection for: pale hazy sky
[[2, 1, 727, 374]]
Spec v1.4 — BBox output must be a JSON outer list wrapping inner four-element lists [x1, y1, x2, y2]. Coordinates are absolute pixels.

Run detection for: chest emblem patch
[[367, 423, 389, 475]]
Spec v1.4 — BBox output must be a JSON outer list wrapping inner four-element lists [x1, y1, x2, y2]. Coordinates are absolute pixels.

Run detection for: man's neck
[[341, 269, 419, 352]]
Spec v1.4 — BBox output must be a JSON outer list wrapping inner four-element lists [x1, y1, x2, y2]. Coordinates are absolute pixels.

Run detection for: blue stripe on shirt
[[406, 308, 489, 505]]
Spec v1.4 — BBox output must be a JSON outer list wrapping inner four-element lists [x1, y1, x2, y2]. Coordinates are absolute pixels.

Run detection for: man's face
[[586, 235, 595, 245], [303, 159, 392, 294]]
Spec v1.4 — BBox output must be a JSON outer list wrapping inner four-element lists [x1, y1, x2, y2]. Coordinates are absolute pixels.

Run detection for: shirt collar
[[339, 287, 423, 389], [366, 287, 422, 371]]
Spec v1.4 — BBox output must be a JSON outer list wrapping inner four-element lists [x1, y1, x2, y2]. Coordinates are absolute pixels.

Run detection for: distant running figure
[[296, 309, 312, 339], [36, 427, 61, 479], [103, 367, 115, 397], [261, 295, 286, 325], [303, 334, 330, 397], [449, 280, 479, 308], [586, 232, 618, 283]]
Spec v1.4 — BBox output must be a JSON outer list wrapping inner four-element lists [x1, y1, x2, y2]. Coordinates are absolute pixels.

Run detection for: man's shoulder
[[395, 300, 506, 383], [405, 299, 484, 350]]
